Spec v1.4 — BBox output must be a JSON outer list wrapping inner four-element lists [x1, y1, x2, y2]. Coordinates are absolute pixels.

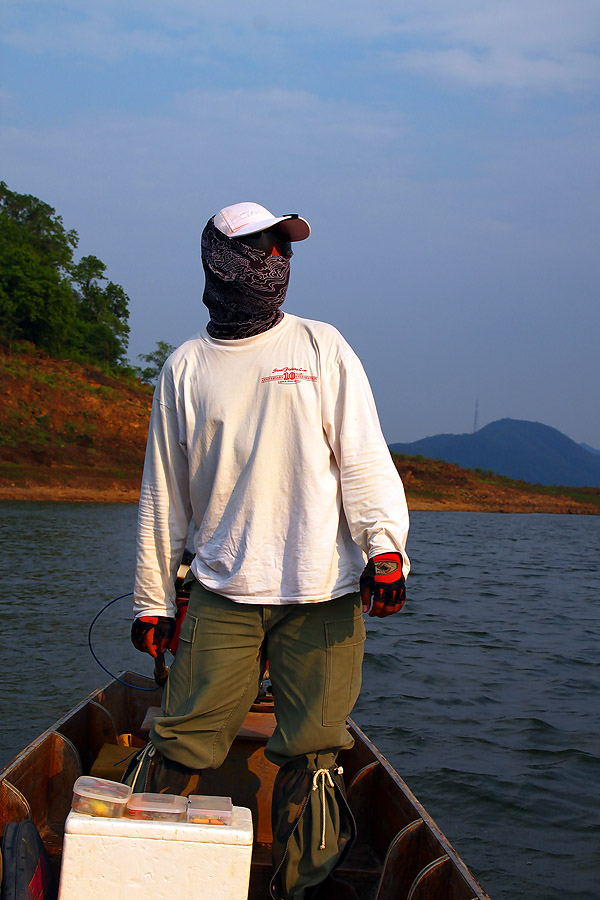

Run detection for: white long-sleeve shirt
[[134, 313, 410, 617]]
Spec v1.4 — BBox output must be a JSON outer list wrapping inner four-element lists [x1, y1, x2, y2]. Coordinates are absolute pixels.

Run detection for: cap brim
[[232, 214, 310, 242]]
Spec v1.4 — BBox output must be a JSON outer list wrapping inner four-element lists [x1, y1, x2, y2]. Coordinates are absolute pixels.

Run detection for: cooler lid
[[64, 807, 253, 846]]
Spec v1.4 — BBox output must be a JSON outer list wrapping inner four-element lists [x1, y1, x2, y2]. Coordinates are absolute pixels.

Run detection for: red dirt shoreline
[[0, 477, 597, 514]]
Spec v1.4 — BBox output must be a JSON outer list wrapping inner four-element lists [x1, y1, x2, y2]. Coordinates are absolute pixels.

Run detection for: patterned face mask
[[201, 218, 291, 339]]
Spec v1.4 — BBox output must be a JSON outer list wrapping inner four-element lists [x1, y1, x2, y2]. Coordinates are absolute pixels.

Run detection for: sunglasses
[[235, 227, 293, 259]]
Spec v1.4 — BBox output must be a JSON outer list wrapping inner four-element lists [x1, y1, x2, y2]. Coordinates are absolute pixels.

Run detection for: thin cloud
[[3, 0, 598, 92], [2, 18, 182, 62], [172, 87, 407, 149], [392, 47, 599, 92], [1, 85, 407, 177], [388, 0, 600, 91]]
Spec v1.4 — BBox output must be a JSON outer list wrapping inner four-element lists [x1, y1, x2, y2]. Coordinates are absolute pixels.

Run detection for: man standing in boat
[[130, 202, 410, 900]]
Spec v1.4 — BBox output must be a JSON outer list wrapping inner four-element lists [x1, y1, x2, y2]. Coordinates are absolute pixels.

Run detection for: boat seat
[[375, 827, 481, 900], [139, 705, 278, 741], [1, 731, 81, 881], [347, 760, 380, 820], [372, 819, 428, 900], [140, 705, 163, 735], [58, 700, 119, 773], [0, 780, 31, 835], [406, 854, 477, 900]]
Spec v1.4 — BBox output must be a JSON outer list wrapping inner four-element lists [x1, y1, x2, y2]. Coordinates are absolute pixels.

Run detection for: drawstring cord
[[130, 743, 155, 790], [312, 766, 343, 850]]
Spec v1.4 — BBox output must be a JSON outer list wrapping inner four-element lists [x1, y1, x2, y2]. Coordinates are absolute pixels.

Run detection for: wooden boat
[[0, 671, 491, 899]]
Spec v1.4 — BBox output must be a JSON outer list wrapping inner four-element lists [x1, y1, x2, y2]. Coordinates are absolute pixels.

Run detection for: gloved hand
[[360, 552, 406, 618], [131, 616, 176, 658]]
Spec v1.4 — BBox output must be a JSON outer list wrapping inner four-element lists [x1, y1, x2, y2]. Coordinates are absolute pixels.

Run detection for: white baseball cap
[[214, 202, 310, 242]]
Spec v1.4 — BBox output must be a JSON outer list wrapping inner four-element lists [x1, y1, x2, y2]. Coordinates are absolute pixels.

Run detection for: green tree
[[137, 340, 176, 384], [70, 255, 131, 368], [0, 182, 132, 369], [0, 181, 78, 354], [0, 180, 77, 269], [70, 255, 107, 321]]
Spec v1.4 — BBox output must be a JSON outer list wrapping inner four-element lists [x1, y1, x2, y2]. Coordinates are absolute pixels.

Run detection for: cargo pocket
[[323, 615, 366, 726], [163, 612, 198, 715], [179, 609, 198, 646]]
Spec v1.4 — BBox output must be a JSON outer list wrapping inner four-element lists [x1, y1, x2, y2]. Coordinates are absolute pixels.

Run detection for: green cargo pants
[[151, 579, 365, 899]]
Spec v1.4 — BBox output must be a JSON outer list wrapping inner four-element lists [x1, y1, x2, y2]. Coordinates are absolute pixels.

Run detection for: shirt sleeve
[[133, 366, 193, 618], [321, 348, 410, 577]]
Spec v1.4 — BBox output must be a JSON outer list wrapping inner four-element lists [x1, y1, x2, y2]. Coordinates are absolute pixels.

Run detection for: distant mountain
[[389, 419, 600, 487], [580, 442, 600, 456]]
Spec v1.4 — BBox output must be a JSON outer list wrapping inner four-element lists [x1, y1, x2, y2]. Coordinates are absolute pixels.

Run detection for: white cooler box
[[58, 806, 253, 900]]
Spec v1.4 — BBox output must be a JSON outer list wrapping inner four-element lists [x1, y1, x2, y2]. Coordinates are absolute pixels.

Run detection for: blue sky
[[2, 0, 599, 446]]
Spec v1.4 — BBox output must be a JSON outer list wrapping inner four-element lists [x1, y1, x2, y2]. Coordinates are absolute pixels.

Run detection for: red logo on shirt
[[261, 367, 318, 385]]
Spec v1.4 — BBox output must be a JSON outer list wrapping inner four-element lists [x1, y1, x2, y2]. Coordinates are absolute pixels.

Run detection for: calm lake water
[[0, 503, 598, 900]]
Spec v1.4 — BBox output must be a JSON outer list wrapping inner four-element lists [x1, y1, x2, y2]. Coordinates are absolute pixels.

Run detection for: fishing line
[[88, 592, 162, 692]]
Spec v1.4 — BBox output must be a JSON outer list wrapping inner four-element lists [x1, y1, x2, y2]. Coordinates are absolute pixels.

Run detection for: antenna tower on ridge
[[473, 399, 479, 434]]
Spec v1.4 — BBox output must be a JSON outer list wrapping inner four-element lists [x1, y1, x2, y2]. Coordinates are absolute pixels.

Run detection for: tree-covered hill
[[0, 181, 130, 370]]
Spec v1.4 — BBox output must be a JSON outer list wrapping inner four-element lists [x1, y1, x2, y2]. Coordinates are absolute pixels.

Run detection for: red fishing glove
[[131, 616, 176, 658], [360, 552, 406, 618]]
